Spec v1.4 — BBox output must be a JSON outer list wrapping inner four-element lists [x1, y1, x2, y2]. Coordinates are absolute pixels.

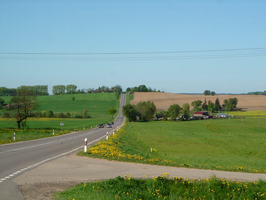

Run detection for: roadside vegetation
[[53, 174, 266, 200]]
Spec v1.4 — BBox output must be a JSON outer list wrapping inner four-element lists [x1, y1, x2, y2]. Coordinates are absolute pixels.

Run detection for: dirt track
[[130, 92, 266, 111]]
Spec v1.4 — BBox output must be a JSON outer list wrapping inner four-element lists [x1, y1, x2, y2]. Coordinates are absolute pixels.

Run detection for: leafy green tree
[[66, 85, 77, 94], [108, 107, 117, 118], [168, 104, 181, 121], [204, 90, 211, 95], [191, 100, 202, 111], [211, 91, 215, 96], [47, 110, 54, 118], [182, 103, 190, 119], [202, 98, 208, 111], [136, 101, 156, 121], [214, 98, 221, 111], [208, 103, 215, 112], [52, 85, 66, 95], [114, 85, 122, 100], [7, 87, 39, 129], [66, 112, 71, 118], [224, 98, 238, 111], [83, 108, 88, 118], [122, 104, 137, 122], [0, 98, 4, 109]]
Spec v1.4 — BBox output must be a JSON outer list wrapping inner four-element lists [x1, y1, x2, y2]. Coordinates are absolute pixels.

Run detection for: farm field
[[130, 92, 266, 111], [0, 93, 119, 144], [82, 115, 266, 174]]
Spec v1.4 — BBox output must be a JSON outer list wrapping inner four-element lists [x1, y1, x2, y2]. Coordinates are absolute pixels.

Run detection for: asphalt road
[[0, 94, 126, 200]]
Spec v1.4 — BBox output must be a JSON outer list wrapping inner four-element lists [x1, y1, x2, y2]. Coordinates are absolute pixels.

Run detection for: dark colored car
[[111, 122, 114, 125], [99, 124, 104, 128]]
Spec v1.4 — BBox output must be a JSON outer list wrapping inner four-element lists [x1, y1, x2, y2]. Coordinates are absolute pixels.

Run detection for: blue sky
[[0, 0, 265, 94]]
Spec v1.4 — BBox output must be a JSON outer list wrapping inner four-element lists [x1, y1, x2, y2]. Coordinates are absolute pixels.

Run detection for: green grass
[[53, 174, 266, 200], [80, 113, 266, 173], [126, 93, 134, 105], [0, 93, 119, 144]]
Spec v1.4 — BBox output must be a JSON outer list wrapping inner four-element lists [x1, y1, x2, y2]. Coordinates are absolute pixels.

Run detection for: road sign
[[60, 122, 64, 131]]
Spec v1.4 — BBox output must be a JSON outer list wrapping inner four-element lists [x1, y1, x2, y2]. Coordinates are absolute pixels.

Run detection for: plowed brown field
[[130, 92, 266, 111]]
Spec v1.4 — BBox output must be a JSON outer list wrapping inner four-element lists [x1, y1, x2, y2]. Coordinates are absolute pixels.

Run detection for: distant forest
[[247, 91, 266, 95], [0, 84, 158, 96]]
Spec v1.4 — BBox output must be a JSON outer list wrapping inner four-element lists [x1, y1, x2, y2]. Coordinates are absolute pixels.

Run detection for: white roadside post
[[106, 132, 108, 140], [13, 133, 15, 141], [83, 126, 85, 130], [53, 129, 54, 135], [151, 148, 153, 152], [84, 138, 87, 153], [91, 125, 92, 129], [113, 129, 115, 135]]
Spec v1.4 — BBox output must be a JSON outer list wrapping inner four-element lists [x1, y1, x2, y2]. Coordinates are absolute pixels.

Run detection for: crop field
[[0, 93, 119, 144], [81, 114, 266, 174], [131, 92, 266, 111]]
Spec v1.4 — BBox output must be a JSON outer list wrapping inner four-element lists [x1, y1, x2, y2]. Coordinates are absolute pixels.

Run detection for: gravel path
[[13, 153, 266, 200]]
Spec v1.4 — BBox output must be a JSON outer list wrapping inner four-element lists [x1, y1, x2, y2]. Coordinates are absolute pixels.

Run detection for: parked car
[[106, 123, 112, 128], [111, 122, 114, 125], [99, 124, 104, 128]]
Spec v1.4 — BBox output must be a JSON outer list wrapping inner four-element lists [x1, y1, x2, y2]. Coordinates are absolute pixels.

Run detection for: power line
[[0, 47, 265, 55]]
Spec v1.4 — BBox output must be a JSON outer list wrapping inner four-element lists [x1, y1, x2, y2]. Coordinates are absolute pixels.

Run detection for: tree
[[202, 98, 208, 111], [7, 87, 39, 129], [182, 103, 190, 119], [204, 90, 211, 95], [208, 103, 215, 112], [211, 91, 215, 96], [114, 85, 122, 100], [122, 104, 137, 122], [214, 98, 221, 111], [66, 85, 77, 94], [136, 101, 156, 121], [108, 107, 117, 118], [83, 108, 88, 118], [191, 100, 202, 111], [0, 98, 4, 109], [52, 85, 66, 95], [168, 104, 181, 121], [47, 110, 54, 118], [223, 98, 238, 111]]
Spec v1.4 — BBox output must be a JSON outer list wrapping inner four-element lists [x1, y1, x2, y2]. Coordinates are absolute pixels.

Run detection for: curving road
[[0, 94, 126, 200]]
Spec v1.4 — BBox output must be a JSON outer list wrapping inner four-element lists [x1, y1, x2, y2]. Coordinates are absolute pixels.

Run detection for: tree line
[[0, 86, 48, 96], [126, 85, 160, 94], [123, 97, 239, 122]]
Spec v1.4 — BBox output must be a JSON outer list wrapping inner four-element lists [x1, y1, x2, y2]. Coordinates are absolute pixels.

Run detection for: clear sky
[[0, 0, 265, 94]]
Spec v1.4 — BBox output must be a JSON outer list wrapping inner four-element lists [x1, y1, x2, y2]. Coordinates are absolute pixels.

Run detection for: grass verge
[[53, 174, 266, 200]]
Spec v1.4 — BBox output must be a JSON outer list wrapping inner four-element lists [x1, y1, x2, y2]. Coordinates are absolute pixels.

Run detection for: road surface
[[0, 93, 126, 200]]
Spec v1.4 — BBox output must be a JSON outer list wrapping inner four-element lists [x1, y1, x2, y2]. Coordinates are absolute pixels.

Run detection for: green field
[[0, 93, 120, 143], [82, 112, 266, 174], [59, 114, 266, 200]]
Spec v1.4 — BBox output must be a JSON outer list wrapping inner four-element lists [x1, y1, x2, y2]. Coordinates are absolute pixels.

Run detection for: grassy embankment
[[0, 93, 119, 144], [55, 112, 266, 199]]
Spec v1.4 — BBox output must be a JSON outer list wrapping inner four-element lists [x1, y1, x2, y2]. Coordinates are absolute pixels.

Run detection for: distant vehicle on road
[[106, 123, 112, 128], [99, 124, 104, 128], [111, 122, 114, 125]]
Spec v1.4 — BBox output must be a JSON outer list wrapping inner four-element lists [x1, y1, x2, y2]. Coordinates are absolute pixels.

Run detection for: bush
[[1, 112, 10, 118], [74, 114, 83, 118], [58, 112, 66, 118]]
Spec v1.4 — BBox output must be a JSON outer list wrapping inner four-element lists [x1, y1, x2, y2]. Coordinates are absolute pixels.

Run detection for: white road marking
[[0, 135, 106, 184]]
